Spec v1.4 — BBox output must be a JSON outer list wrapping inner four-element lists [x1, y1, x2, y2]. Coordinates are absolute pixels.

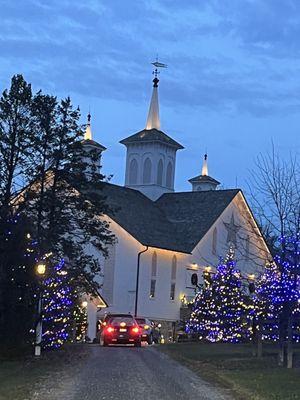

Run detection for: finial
[[145, 59, 168, 130], [87, 111, 91, 124], [201, 153, 208, 176]]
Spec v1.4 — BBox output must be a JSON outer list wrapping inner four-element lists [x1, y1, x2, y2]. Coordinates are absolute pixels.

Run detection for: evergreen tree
[[41, 259, 73, 349], [254, 233, 300, 342], [209, 249, 249, 342], [0, 75, 114, 350], [0, 214, 38, 348], [187, 249, 250, 343], [0, 76, 33, 337]]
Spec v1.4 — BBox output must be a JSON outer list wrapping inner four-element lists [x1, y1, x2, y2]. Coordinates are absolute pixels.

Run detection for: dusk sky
[[1, 0, 299, 192]]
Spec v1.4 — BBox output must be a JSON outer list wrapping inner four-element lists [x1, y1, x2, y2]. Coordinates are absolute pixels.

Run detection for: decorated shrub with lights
[[187, 248, 250, 343]]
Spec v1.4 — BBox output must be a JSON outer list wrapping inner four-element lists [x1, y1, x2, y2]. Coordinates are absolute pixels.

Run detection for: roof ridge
[[155, 188, 240, 200]]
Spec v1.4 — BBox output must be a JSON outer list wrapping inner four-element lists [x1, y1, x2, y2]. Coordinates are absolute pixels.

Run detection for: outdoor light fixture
[[81, 300, 88, 308]]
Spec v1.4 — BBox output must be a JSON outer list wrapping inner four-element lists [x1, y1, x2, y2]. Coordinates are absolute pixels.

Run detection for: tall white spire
[[201, 153, 208, 176], [84, 112, 92, 140], [146, 76, 160, 130]]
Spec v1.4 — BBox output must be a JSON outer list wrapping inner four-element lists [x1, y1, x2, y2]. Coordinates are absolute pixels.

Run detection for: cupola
[[189, 154, 220, 191], [81, 113, 106, 177]]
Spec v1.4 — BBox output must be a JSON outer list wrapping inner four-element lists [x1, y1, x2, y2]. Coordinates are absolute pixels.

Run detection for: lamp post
[[35, 263, 46, 357]]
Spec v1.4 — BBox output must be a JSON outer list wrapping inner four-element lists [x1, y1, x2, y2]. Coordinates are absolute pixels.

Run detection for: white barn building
[[83, 72, 270, 341]]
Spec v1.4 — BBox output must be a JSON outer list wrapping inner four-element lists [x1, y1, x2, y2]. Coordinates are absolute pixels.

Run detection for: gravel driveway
[[32, 345, 231, 400]]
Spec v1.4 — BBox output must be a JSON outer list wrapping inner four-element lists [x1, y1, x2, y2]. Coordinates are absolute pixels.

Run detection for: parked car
[[135, 317, 154, 344], [100, 314, 142, 347]]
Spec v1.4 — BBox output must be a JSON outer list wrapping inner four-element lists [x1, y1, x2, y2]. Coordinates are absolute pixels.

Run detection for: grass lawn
[[158, 342, 300, 400], [0, 344, 89, 400]]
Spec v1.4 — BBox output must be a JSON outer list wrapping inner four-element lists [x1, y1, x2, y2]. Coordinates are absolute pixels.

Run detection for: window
[[150, 279, 156, 298], [151, 252, 157, 277], [171, 255, 177, 280], [150, 252, 157, 298], [166, 162, 173, 188], [212, 227, 217, 255], [170, 283, 175, 301], [170, 255, 177, 301], [129, 159, 138, 184], [143, 157, 152, 184], [157, 159, 163, 185]]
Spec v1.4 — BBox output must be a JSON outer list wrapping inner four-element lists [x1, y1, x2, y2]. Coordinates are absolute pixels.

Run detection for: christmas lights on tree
[[41, 259, 73, 349], [187, 248, 250, 343], [254, 232, 300, 342]]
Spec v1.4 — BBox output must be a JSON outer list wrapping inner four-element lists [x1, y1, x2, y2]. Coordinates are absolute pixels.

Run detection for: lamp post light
[[35, 263, 46, 357]]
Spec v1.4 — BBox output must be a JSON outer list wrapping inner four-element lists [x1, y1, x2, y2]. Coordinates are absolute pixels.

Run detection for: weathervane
[[151, 57, 167, 87]]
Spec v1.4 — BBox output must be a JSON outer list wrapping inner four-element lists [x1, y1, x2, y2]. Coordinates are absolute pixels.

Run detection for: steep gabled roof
[[155, 189, 240, 252], [119, 128, 184, 150], [93, 183, 239, 253], [96, 183, 188, 253]]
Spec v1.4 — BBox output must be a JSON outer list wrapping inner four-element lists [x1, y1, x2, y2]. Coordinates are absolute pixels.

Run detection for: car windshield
[[110, 316, 135, 326], [135, 318, 146, 325]]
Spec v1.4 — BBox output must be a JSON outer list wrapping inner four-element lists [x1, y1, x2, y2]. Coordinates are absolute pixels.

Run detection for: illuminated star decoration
[[223, 214, 240, 246]]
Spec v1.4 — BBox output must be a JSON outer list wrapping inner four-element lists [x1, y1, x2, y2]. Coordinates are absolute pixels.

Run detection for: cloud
[[1, 0, 300, 118]]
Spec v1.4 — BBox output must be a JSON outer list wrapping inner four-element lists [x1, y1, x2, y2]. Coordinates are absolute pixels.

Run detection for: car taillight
[[131, 326, 140, 334], [106, 326, 114, 333]]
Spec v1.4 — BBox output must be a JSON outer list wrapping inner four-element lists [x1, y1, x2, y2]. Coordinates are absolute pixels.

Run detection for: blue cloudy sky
[[1, 0, 299, 191]]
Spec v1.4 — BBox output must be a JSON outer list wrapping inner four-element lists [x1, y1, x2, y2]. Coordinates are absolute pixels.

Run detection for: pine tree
[[0, 76, 114, 351], [0, 214, 38, 349], [41, 259, 74, 349], [254, 233, 300, 343], [210, 249, 249, 342], [187, 249, 250, 343], [0, 76, 33, 338]]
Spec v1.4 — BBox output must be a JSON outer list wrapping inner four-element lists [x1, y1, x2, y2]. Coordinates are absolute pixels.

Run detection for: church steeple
[[189, 153, 220, 192], [120, 61, 184, 201], [146, 73, 160, 130], [84, 112, 92, 140]]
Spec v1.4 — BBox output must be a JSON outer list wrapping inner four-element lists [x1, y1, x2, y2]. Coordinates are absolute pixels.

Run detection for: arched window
[[129, 158, 138, 184], [157, 159, 163, 185], [166, 162, 173, 188], [143, 157, 152, 184], [212, 227, 217, 255]]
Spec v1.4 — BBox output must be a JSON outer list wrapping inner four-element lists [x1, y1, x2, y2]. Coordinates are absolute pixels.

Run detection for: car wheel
[[134, 340, 141, 347], [147, 335, 153, 345]]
